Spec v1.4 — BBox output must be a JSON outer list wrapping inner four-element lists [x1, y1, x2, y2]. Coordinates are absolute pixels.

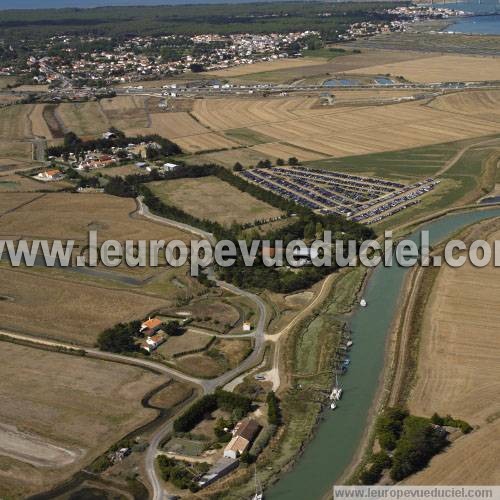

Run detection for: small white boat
[[330, 401, 337, 410], [330, 374, 343, 401], [360, 298, 367, 307], [346, 340, 353, 349], [330, 387, 343, 400]]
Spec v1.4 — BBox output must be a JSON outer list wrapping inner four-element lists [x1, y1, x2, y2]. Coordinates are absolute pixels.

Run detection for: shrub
[[375, 407, 408, 451], [267, 391, 281, 425], [431, 413, 472, 434], [97, 321, 140, 353]]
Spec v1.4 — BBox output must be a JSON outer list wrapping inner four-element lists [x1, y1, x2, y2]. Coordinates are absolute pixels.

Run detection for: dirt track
[[0, 423, 81, 468]]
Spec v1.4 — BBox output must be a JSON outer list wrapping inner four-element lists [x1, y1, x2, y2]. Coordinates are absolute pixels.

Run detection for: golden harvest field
[[0, 342, 159, 497], [0, 192, 197, 343], [345, 54, 500, 83], [18, 87, 500, 161], [29, 104, 54, 139], [428, 89, 500, 122], [0, 192, 41, 215], [405, 226, 500, 484], [190, 94, 500, 157], [408, 251, 500, 425], [100, 94, 151, 132], [0, 105, 33, 141], [0, 192, 190, 242], [149, 176, 283, 226], [0, 267, 172, 345], [57, 101, 110, 137]]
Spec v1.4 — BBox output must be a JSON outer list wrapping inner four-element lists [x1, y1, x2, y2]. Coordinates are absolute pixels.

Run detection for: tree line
[[173, 389, 252, 433]]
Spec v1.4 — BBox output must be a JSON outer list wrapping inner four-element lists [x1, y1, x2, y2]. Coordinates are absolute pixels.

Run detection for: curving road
[[136, 197, 268, 500], [0, 198, 270, 500], [0, 329, 203, 386]]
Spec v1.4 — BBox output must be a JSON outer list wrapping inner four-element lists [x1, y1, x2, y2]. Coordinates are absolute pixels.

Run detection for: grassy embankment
[[220, 267, 366, 498]]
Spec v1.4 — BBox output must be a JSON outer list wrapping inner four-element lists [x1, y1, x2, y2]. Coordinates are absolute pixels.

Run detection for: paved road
[[0, 329, 204, 386], [136, 197, 268, 500], [0, 199, 270, 500], [116, 82, 500, 100]]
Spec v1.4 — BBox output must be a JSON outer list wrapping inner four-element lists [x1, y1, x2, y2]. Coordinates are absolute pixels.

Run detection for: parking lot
[[240, 166, 439, 224]]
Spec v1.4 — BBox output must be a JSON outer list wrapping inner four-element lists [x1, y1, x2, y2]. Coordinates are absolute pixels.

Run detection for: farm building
[[161, 162, 179, 172], [140, 317, 163, 334], [197, 457, 239, 488], [223, 418, 261, 458], [35, 169, 64, 181], [145, 332, 167, 352], [234, 418, 261, 441], [224, 435, 250, 459]]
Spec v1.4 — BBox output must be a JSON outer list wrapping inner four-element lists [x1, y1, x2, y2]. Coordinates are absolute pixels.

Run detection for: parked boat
[[330, 373, 343, 401], [360, 298, 367, 307], [330, 401, 337, 410], [346, 340, 353, 349]]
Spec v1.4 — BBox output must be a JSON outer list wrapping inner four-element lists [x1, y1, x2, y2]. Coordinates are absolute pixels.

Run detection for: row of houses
[[26, 30, 318, 85]]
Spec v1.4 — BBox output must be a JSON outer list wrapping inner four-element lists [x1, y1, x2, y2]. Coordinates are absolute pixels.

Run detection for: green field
[[302, 47, 349, 60], [307, 141, 466, 182], [375, 142, 500, 230], [224, 128, 275, 146]]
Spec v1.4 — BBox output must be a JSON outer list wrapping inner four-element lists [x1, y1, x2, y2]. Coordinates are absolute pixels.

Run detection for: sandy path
[[0, 423, 81, 468]]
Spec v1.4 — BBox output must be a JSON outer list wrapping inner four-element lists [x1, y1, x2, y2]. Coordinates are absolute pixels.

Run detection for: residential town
[[0, 6, 468, 89]]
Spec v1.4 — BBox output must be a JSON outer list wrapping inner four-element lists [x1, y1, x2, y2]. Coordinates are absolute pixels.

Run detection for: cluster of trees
[[104, 176, 138, 197], [47, 129, 181, 160], [163, 321, 185, 336], [96, 320, 141, 353], [390, 415, 448, 481], [359, 407, 471, 484], [217, 211, 372, 293], [96, 318, 189, 353], [0, 2, 400, 42], [173, 389, 252, 433], [234, 156, 300, 171], [157, 455, 203, 492], [359, 450, 392, 485], [375, 407, 408, 451], [65, 167, 101, 189], [267, 391, 281, 425]]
